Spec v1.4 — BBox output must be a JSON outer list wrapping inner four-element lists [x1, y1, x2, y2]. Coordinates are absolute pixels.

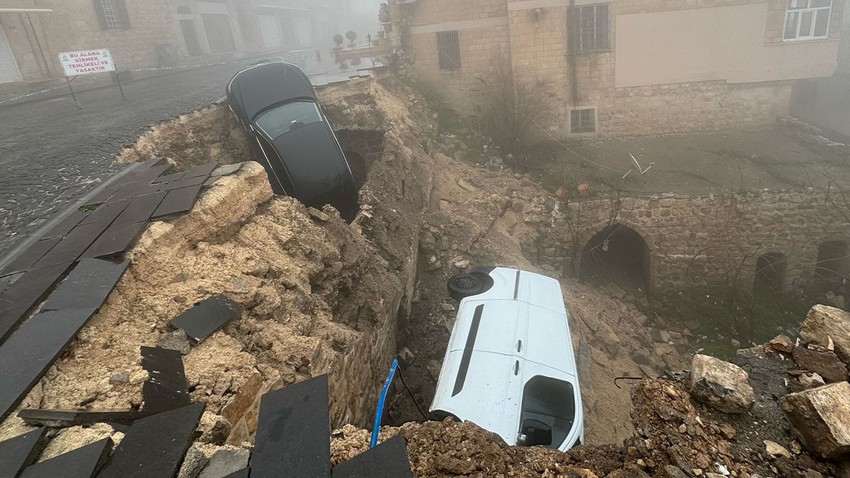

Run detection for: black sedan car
[[226, 62, 358, 220]]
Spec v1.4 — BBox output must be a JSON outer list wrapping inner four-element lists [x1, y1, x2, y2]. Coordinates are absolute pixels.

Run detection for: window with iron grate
[[571, 109, 596, 133], [577, 4, 610, 52], [95, 0, 131, 31], [437, 31, 461, 70]]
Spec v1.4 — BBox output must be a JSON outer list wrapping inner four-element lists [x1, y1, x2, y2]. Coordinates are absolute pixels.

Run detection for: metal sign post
[[57, 48, 123, 105], [64, 75, 80, 108]]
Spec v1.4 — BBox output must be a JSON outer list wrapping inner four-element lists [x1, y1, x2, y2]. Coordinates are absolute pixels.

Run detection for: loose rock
[[689, 354, 755, 414], [780, 381, 850, 458], [792, 345, 848, 383], [800, 305, 850, 364]]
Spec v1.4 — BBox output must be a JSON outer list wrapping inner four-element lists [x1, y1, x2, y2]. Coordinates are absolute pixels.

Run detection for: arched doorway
[[754, 252, 786, 293], [580, 224, 651, 291]]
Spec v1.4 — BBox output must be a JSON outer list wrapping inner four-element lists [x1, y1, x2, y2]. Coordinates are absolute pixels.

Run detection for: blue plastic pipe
[[370, 358, 399, 448]]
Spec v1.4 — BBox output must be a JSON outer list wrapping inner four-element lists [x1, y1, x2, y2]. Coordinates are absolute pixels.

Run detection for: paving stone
[[0, 428, 46, 478], [168, 295, 244, 342], [98, 403, 206, 478], [141, 346, 191, 413], [152, 172, 186, 184], [79, 199, 130, 226], [81, 221, 148, 258], [156, 175, 208, 193], [183, 163, 217, 179], [0, 262, 74, 344], [41, 258, 129, 312], [151, 184, 205, 220], [0, 307, 98, 421], [113, 192, 167, 225], [333, 435, 412, 478], [40, 211, 90, 239], [34, 221, 113, 268], [17, 408, 149, 428], [0, 237, 62, 275], [18, 437, 111, 478], [250, 375, 330, 478]]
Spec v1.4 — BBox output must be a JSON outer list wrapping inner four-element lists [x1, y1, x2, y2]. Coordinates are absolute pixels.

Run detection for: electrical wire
[[396, 360, 430, 421]]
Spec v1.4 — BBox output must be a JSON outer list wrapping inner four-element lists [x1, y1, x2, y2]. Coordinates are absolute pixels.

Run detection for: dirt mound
[[115, 105, 251, 169], [331, 420, 620, 478]]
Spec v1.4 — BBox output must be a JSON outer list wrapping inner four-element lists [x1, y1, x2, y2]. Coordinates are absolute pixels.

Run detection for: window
[[517, 376, 576, 448], [255, 101, 323, 140], [577, 4, 610, 52], [571, 109, 596, 133], [94, 0, 131, 31], [437, 31, 461, 70], [784, 0, 832, 40]]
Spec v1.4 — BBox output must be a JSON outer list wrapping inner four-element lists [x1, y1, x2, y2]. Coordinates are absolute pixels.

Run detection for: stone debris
[[792, 344, 848, 383], [800, 305, 850, 363], [156, 329, 193, 355], [780, 381, 850, 459], [798, 372, 826, 390], [767, 335, 794, 354], [689, 354, 755, 414], [763, 440, 791, 458]]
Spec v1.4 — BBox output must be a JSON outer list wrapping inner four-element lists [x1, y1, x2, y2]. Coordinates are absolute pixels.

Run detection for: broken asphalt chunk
[[141, 346, 191, 414], [18, 437, 112, 478], [333, 435, 413, 478], [98, 403, 205, 478], [0, 428, 47, 478], [168, 294, 243, 342], [251, 375, 330, 478]]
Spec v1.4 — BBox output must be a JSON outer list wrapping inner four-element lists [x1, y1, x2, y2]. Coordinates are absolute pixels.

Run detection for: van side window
[[518, 376, 576, 448]]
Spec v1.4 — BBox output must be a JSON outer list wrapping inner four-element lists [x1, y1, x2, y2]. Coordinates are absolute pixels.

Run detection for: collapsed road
[[0, 73, 849, 477]]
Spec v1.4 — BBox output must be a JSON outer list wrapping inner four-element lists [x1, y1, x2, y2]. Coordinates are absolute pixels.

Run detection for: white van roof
[[430, 268, 583, 450]]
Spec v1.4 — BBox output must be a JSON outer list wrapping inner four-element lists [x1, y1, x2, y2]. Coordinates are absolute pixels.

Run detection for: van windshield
[[518, 376, 576, 448]]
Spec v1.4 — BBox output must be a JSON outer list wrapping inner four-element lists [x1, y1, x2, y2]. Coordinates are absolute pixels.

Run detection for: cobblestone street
[[0, 61, 253, 257]]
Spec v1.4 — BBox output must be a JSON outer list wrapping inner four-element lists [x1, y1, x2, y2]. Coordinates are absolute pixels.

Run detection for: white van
[[430, 267, 584, 451]]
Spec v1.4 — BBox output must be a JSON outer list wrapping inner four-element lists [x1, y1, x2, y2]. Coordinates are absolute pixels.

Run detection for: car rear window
[[255, 101, 323, 140], [518, 376, 576, 448]]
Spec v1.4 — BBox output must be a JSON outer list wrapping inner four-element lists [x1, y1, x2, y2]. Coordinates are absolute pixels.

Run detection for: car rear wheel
[[447, 272, 494, 300]]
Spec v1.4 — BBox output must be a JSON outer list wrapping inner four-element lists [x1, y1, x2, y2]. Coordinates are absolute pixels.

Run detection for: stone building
[[394, 0, 846, 136], [0, 0, 354, 85]]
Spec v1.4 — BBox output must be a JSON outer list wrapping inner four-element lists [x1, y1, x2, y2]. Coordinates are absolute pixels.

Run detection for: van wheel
[[447, 272, 494, 300]]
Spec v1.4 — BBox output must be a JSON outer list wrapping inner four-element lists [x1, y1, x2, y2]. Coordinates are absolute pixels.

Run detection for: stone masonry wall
[[401, 0, 845, 136], [0, 0, 179, 81], [532, 190, 850, 294]]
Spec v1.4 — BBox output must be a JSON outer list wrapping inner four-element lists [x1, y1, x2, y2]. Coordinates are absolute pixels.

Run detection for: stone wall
[[401, 0, 845, 136], [530, 189, 850, 294], [1, 0, 179, 80]]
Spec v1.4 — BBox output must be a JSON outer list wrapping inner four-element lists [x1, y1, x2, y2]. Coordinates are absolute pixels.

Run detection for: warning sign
[[58, 49, 116, 77]]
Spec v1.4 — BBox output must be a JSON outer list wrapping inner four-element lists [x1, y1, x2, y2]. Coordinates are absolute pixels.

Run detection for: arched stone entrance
[[580, 224, 651, 291]]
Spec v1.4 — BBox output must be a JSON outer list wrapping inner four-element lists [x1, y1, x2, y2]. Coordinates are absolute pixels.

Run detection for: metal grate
[[99, 0, 123, 30], [437, 30, 461, 70], [577, 4, 610, 52], [571, 109, 596, 133]]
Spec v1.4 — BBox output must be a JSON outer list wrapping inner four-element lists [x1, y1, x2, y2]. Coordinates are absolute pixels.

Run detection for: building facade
[[396, 0, 845, 136], [0, 0, 354, 84]]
